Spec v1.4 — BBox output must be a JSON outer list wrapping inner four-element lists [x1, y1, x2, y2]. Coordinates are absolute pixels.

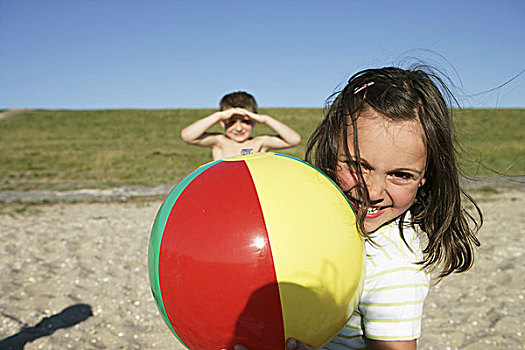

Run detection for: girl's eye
[[395, 172, 412, 179], [391, 172, 415, 182]]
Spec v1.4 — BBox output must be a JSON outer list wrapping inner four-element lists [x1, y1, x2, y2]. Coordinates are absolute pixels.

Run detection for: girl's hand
[[226, 338, 315, 350], [286, 338, 316, 350]]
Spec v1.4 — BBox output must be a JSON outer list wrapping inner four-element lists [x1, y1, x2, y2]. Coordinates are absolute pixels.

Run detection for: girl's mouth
[[349, 199, 387, 219], [347, 196, 389, 219], [366, 206, 386, 219]]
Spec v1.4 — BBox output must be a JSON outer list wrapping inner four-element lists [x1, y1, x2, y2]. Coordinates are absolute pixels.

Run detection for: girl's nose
[[365, 174, 386, 202]]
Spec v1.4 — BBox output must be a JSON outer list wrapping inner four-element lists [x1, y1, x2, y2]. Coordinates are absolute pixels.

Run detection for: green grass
[[0, 108, 523, 191], [454, 109, 524, 175]]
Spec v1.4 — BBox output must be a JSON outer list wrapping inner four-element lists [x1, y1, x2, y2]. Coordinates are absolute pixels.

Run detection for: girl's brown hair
[[306, 66, 481, 279]]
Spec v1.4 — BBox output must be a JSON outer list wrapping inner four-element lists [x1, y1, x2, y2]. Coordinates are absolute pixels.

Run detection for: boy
[[180, 91, 301, 160]]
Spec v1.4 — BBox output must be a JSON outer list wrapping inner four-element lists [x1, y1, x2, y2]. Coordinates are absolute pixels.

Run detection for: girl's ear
[[419, 177, 426, 187]]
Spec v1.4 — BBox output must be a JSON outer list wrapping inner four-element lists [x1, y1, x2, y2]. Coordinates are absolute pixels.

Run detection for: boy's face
[[222, 114, 255, 143]]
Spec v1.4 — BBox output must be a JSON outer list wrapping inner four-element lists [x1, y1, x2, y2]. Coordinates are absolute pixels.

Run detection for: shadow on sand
[[0, 303, 93, 350]]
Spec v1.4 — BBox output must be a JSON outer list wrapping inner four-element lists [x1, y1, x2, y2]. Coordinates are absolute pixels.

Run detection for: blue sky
[[1, 0, 524, 109]]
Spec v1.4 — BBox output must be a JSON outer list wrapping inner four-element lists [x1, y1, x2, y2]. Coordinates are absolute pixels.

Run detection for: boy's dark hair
[[306, 66, 482, 279], [220, 91, 258, 113]]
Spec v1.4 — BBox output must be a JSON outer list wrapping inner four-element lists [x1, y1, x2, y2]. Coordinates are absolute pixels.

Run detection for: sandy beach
[[1, 185, 523, 349]]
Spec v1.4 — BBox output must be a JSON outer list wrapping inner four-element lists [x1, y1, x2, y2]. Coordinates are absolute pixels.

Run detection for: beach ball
[[148, 153, 364, 350]]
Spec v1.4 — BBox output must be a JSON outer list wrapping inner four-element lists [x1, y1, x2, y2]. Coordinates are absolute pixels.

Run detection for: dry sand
[[1, 186, 523, 349]]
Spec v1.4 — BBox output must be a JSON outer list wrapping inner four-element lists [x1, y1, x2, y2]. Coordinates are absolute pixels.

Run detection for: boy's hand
[[217, 108, 262, 123], [224, 107, 266, 124], [238, 109, 267, 124], [216, 108, 246, 121]]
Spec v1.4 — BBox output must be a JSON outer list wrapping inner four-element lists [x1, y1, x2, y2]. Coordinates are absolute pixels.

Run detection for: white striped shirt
[[325, 217, 430, 349]]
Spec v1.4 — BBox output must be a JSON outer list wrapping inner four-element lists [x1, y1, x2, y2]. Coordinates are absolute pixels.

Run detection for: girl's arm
[[284, 338, 417, 350], [366, 339, 417, 350]]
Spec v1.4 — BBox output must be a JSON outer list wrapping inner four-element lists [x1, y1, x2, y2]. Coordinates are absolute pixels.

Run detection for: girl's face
[[336, 109, 427, 232]]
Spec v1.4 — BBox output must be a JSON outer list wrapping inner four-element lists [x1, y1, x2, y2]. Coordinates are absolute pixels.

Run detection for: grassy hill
[[1, 108, 523, 191]]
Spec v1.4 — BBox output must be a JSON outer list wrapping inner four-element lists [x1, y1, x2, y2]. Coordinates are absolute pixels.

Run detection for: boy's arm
[[180, 110, 232, 147], [244, 111, 301, 150]]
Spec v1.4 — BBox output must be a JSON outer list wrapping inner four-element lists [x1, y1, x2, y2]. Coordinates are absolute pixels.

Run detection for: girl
[[235, 66, 482, 350], [299, 66, 482, 350]]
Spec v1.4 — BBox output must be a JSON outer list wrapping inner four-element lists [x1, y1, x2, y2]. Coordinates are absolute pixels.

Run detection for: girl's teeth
[[367, 207, 379, 214]]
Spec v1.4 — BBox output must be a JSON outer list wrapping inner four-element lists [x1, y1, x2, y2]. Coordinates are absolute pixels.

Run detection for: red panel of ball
[[158, 160, 285, 349]]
